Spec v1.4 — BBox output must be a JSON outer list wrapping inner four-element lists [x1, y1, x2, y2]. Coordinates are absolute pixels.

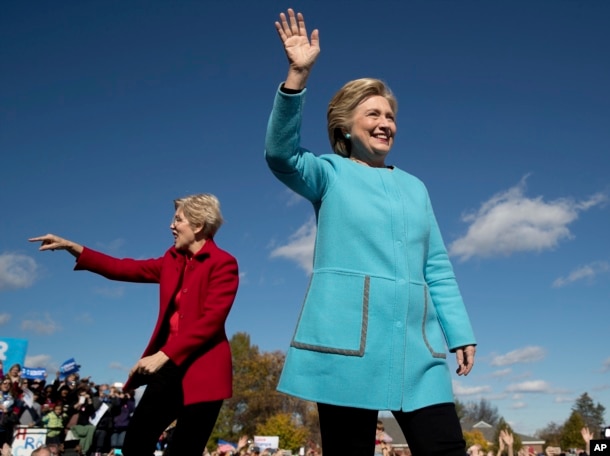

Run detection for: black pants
[[122, 362, 223, 456], [317, 402, 466, 456]]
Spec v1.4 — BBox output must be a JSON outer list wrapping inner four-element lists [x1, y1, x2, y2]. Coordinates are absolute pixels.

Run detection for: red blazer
[[74, 239, 239, 404]]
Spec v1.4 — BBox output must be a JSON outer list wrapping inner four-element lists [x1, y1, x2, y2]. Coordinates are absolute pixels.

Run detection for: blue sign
[[0, 338, 28, 372]]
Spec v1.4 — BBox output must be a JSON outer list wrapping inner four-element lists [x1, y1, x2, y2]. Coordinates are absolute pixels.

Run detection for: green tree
[[492, 418, 522, 455], [572, 393, 606, 435], [560, 411, 586, 451], [256, 413, 309, 453], [463, 398, 501, 426]]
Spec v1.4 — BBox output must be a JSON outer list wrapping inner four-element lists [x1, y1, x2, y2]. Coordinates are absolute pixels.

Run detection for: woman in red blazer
[[30, 193, 239, 456]]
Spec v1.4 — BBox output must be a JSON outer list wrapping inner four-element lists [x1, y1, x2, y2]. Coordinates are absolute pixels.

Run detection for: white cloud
[[510, 401, 527, 409], [74, 313, 94, 324], [94, 238, 126, 256], [24, 354, 55, 370], [506, 380, 552, 393], [490, 346, 546, 366], [109, 362, 129, 371], [602, 357, 610, 373], [270, 218, 316, 273], [491, 368, 512, 378], [452, 380, 493, 396], [449, 177, 607, 261], [0, 313, 10, 325], [552, 261, 610, 288], [284, 188, 305, 207], [0, 253, 38, 290], [554, 396, 575, 403], [20, 313, 61, 335], [93, 286, 126, 298]]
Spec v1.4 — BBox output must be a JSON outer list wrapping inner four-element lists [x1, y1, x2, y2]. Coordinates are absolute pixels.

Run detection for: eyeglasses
[[1, 381, 10, 385], [171, 215, 189, 226]]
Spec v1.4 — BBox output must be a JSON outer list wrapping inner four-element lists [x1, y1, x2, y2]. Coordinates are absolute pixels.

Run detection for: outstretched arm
[[29, 234, 83, 258], [275, 8, 320, 90]]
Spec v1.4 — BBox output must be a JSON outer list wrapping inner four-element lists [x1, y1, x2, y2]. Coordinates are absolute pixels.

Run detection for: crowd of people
[[0, 362, 135, 456], [0, 361, 410, 456]]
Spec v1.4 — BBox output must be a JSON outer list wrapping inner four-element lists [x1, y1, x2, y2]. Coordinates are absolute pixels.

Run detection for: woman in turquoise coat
[[265, 9, 477, 456]]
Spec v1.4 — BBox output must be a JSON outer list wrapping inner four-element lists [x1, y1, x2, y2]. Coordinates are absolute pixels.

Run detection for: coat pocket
[[291, 271, 370, 356], [418, 283, 447, 359]]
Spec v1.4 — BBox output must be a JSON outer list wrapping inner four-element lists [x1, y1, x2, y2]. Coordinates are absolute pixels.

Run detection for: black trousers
[[317, 402, 466, 456], [122, 362, 223, 456]]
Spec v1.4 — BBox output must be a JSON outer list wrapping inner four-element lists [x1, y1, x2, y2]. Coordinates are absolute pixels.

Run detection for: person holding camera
[[265, 9, 476, 456], [30, 193, 239, 456]]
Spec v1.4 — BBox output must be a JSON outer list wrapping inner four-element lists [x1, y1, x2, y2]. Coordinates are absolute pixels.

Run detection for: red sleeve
[[74, 247, 163, 283], [161, 253, 239, 365]]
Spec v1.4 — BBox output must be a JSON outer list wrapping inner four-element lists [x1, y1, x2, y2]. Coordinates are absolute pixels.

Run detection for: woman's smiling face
[[347, 95, 396, 167]]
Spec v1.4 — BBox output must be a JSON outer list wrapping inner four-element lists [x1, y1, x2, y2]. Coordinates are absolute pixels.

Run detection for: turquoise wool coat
[[264, 88, 476, 412]]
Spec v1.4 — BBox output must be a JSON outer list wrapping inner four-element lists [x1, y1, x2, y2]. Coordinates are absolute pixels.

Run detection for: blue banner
[[22, 367, 47, 380], [0, 338, 28, 373], [59, 358, 80, 380]]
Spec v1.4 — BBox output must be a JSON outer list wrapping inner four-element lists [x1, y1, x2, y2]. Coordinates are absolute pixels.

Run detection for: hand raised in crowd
[[455, 344, 476, 376], [581, 426, 594, 443], [236, 435, 250, 451], [275, 8, 320, 90], [500, 429, 514, 445], [581, 426, 594, 454], [128, 351, 169, 377], [28, 233, 84, 258], [496, 436, 505, 456], [500, 429, 514, 456]]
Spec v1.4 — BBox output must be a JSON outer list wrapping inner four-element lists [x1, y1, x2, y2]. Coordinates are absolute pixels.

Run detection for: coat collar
[[168, 238, 218, 261]]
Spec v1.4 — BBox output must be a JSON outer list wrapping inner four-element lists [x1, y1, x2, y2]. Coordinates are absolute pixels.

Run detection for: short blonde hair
[[174, 193, 224, 238], [327, 78, 398, 156]]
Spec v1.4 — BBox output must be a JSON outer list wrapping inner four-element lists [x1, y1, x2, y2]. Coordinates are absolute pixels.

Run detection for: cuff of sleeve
[[280, 83, 304, 94]]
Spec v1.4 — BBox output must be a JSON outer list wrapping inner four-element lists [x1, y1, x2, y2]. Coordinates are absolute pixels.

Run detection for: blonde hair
[[174, 193, 224, 238], [327, 78, 398, 156]]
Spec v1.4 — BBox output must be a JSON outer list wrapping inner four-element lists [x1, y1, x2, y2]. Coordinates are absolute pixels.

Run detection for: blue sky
[[1, 0, 609, 437]]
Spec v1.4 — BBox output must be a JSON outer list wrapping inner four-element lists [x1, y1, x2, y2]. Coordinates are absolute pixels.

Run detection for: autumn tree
[[464, 429, 490, 453], [256, 413, 309, 453], [209, 332, 320, 446], [572, 393, 606, 436]]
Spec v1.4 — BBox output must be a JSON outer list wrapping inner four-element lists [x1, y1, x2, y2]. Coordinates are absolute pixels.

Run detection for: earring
[[345, 133, 351, 139]]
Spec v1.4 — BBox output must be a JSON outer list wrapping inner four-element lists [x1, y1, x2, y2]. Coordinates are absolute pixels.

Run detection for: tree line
[[459, 394, 606, 453]]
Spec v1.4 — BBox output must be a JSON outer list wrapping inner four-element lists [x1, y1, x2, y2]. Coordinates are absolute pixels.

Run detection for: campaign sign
[[12, 427, 47, 456], [0, 338, 28, 370], [59, 357, 80, 379], [591, 440, 610, 454], [254, 436, 280, 450], [22, 367, 47, 380]]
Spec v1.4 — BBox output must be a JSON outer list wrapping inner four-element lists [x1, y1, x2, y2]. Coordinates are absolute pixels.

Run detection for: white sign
[[254, 435, 280, 450], [12, 427, 47, 456]]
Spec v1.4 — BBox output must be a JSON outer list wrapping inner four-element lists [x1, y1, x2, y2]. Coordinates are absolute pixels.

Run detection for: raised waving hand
[[275, 8, 320, 90]]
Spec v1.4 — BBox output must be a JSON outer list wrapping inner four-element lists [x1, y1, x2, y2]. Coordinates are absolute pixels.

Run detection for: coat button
[[182, 288, 188, 293]]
